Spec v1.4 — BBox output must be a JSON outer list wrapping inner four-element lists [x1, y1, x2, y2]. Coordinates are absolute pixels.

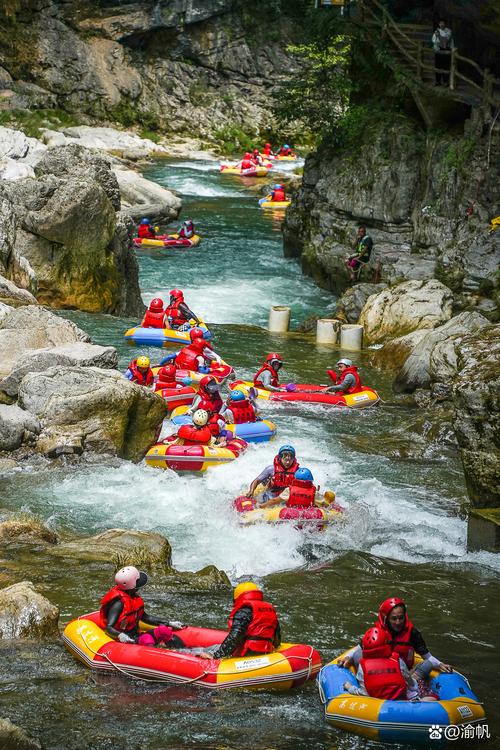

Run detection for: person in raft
[[251, 148, 264, 166], [239, 152, 254, 171], [172, 408, 232, 447], [337, 596, 453, 675], [247, 444, 299, 502], [262, 142, 273, 158], [100, 566, 185, 647], [176, 218, 195, 239], [254, 353, 286, 392], [141, 297, 166, 328], [137, 218, 157, 239], [154, 363, 192, 392], [175, 328, 222, 372], [326, 358, 364, 394], [343, 626, 439, 702], [270, 183, 286, 202], [124, 356, 154, 387], [278, 144, 295, 157], [200, 582, 280, 660], [258, 467, 334, 513], [222, 389, 258, 425], [165, 289, 200, 330]]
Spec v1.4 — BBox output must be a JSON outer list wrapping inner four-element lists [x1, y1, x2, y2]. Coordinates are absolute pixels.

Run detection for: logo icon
[[429, 725, 443, 740]]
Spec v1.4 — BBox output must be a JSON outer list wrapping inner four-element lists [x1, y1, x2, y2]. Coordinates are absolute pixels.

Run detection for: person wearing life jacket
[[271, 183, 286, 202], [154, 363, 181, 391], [174, 408, 213, 445], [124, 356, 154, 386], [137, 218, 157, 239], [260, 466, 317, 509], [141, 297, 166, 328], [251, 148, 263, 166], [326, 358, 363, 394], [247, 444, 299, 502], [240, 152, 254, 171], [99, 566, 185, 645], [346, 225, 373, 282], [175, 327, 222, 372], [278, 144, 294, 157], [263, 142, 273, 157], [337, 597, 453, 674], [254, 353, 284, 392], [165, 289, 200, 330], [189, 374, 223, 416], [223, 389, 258, 425], [177, 219, 195, 239], [209, 582, 280, 659]]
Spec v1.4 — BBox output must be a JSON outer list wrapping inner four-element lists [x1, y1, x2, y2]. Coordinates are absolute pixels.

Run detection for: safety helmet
[[378, 597, 406, 626], [265, 352, 283, 368], [274, 184, 282, 190], [158, 364, 176, 380], [278, 444, 296, 457], [253, 149, 259, 154], [184, 218, 193, 226], [140, 218, 150, 225], [361, 627, 391, 659], [136, 356, 150, 368], [265, 142, 271, 147], [189, 327, 205, 342], [233, 581, 261, 601], [283, 144, 290, 149], [295, 467, 313, 482], [149, 297, 164, 311], [115, 566, 148, 591], [230, 390, 245, 401], [244, 152, 251, 158], [200, 374, 219, 393], [169, 289, 183, 301], [337, 358, 352, 367], [192, 409, 209, 426]]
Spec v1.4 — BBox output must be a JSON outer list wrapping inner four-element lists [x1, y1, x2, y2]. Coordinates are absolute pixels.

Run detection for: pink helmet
[[114, 566, 148, 591]]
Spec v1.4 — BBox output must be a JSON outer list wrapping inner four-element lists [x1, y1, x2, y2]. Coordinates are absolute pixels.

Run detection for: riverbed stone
[[18, 367, 168, 461], [0, 513, 58, 545], [47, 528, 172, 568], [0, 718, 41, 750], [0, 275, 37, 307], [113, 167, 181, 222], [0, 405, 41, 451], [59, 126, 168, 157], [0, 581, 59, 639], [359, 280, 454, 344], [337, 283, 387, 323], [371, 330, 428, 372]]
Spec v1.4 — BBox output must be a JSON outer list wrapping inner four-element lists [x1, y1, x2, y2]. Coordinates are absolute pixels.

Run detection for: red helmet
[[244, 152, 251, 158], [200, 374, 219, 394], [265, 352, 283, 364], [169, 289, 184, 301], [361, 627, 391, 659], [265, 143, 271, 147], [149, 297, 164, 311], [189, 327, 205, 342], [378, 597, 406, 627], [158, 364, 176, 380], [253, 149, 259, 154]]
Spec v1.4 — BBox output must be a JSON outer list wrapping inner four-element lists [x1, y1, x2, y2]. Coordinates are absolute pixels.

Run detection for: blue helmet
[[230, 390, 245, 401], [295, 467, 313, 482], [278, 444, 295, 457], [140, 218, 150, 225], [274, 184, 282, 190], [283, 144, 290, 149]]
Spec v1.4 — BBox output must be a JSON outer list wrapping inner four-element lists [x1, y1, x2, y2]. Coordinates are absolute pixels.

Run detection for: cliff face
[[0, 0, 299, 137], [283, 113, 500, 308]]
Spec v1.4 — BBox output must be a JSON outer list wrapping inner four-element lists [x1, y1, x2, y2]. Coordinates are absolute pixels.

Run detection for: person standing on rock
[[346, 225, 373, 283], [432, 19, 454, 87]]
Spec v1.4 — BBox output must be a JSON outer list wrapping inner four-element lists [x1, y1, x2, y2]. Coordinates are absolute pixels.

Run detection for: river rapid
[[0, 158, 498, 749]]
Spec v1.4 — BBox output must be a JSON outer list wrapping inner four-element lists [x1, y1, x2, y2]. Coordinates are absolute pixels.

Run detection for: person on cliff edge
[[345, 225, 373, 283]]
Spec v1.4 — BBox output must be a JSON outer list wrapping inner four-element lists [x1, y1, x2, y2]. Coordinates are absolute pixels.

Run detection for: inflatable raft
[[63, 611, 321, 690], [318, 652, 486, 744], [145, 434, 247, 472], [124, 320, 212, 347], [259, 195, 291, 209], [158, 361, 234, 386], [230, 381, 380, 409], [234, 494, 344, 528], [170, 405, 277, 443], [154, 384, 197, 410], [220, 164, 270, 177], [133, 234, 201, 249]]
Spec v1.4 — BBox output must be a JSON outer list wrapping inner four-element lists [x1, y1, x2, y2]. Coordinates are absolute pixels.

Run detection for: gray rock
[[371, 329, 428, 372], [0, 302, 14, 325], [0, 274, 37, 307], [48, 528, 172, 568], [0, 581, 59, 639], [61, 126, 168, 157], [0, 718, 41, 750], [337, 283, 387, 323], [0, 514, 58, 544], [0, 127, 30, 160], [113, 167, 181, 222], [0, 342, 118, 397], [0, 404, 41, 451]]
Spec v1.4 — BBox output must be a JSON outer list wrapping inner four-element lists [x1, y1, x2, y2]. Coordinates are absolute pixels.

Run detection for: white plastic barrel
[[316, 318, 340, 345], [268, 306, 291, 333], [340, 324, 363, 351]]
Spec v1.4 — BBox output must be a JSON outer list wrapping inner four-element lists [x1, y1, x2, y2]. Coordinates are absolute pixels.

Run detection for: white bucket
[[268, 306, 291, 333], [316, 318, 340, 344], [340, 324, 363, 351]]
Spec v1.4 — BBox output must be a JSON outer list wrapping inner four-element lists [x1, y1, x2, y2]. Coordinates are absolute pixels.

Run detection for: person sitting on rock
[[137, 218, 157, 239], [165, 289, 200, 330], [125, 356, 154, 386], [247, 444, 299, 502], [141, 297, 166, 329], [176, 219, 195, 239], [99, 566, 185, 646], [175, 328, 222, 373], [223, 390, 258, 424], [346, 225, 373, 282], [326, 358, 363, 394]]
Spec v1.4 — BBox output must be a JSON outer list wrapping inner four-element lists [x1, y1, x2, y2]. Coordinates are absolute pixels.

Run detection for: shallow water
[[1, 158, 498, 749]]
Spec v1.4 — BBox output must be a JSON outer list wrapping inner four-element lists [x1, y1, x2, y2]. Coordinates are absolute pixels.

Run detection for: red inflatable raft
[[230, 381, 380, 409]]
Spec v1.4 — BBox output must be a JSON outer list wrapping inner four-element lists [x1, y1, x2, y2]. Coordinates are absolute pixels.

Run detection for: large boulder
[[0, 405, 41, 451], [0, 275, 37, 307], [0, 719, 41, 750], [393, 312, 489, 393], [336, 283, 387, 323], [359, 280, 454, 344], [0, 512, 58, 545], [0, 342, 118, 397], [113, 167, 181, 222], [18, 366, 168, 461], [371, 330, 428, 372], [452, 325, 500, 508], [57, 126, 168, 157], [0, 581, 59, 639]]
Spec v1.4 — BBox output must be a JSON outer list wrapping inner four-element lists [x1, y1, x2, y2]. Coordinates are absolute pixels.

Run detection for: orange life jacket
[[128, 361, 154, 386], [228, 591, 279, 657], [165, 301, 187, 328], [271, 455, 299, 490], [254, 363, 279, 388], [360, 652, 407, 700], [142, 309, 165, 328], [99, 587, 144, 634], [229, 398, 257, 424], [287, 478, 316, 508]]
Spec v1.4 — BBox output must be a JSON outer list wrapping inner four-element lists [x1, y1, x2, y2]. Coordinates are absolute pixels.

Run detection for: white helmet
[[114, 566, 148, 591], [337, 358, 352, 367], [192, 409, 209, 426]]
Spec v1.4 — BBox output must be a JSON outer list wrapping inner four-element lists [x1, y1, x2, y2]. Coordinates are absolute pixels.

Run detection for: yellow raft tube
[[259, 194, 291, 209]]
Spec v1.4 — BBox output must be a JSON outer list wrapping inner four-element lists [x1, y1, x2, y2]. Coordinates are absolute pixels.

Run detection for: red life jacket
[[337, 366, 363, 394], [360, 652, 407, 701], [142, 309, 165, 328], [287, 478, 316, 508], [165, 301, 187, 328], [271, 455, 299, 490], [155, 375, 178, 391], [272, 188, 286, 202], [138, 224, 155, 239], [241, 159, 253, 170], [179, 226, 194, 239], [376, 617, 415, 669], [177, 424, 212, 445], [175, 340, 206, 371], [263, 146, 272, 156], [228, 591, 279, 657], [99, 586, 144, 634], [198, 392, 223, 415], [129, 361, 154, 386], [229, 398, 257, 424], [254, 363, 280, 389]]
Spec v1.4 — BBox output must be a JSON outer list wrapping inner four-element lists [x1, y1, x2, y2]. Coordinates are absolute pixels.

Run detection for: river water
[[0, 159, 498, 749]]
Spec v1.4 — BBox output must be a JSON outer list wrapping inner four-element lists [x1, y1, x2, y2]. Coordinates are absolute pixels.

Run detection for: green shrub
[[213, 124, 255, 155]]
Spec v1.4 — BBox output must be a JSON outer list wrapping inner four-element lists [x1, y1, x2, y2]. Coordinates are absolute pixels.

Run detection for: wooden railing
[[358, 0, 500, 109]]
